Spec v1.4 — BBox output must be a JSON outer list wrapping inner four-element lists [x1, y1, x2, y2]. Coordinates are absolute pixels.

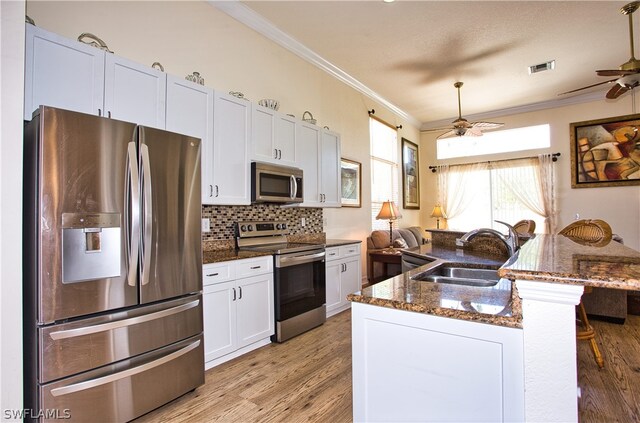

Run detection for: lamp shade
[[376, 201, 402, 220], [430, 204, 446, 219]]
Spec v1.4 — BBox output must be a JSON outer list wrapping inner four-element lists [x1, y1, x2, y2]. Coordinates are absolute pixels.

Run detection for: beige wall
[[26, 0, 421, 276], [420, 97, 640, 250]]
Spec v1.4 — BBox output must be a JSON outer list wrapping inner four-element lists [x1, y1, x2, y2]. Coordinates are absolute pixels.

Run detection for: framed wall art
[[401, 138, 420, 209], [570, 114, 640, 188], [340, 158, 361, 207]]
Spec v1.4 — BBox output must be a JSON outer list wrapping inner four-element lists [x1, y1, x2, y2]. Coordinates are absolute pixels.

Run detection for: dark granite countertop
[[349, 242, 521, 328], [498, 234, 640, 290], [348, 260, 521, 328], [325, 239, 362, 247], [202, 249, 272, 265], [403, 243, 507, 267]]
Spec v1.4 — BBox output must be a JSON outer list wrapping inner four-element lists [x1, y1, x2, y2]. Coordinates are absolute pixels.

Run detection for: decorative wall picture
[[570, 114, 640, 188], [340, 158, 361, 207], [401, 138, 420, 209]]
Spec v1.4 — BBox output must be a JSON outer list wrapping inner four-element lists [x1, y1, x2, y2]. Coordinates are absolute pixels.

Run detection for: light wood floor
[[136, 311, 640, 422]]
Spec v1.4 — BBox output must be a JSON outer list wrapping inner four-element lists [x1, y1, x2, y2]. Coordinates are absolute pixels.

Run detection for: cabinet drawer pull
[[329, 253, 337, 256], [206, 272, 219, 277], [250, 266, 261, 269]]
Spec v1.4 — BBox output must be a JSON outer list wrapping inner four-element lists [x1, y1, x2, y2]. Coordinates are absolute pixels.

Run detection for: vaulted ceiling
[[222, 1, 640, 129]]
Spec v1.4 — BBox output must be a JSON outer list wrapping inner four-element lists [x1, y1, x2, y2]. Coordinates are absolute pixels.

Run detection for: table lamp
[[376, 200, 402, 249], [430, 204, 446, 229]]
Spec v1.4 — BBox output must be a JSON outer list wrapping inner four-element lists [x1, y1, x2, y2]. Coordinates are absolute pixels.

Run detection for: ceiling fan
[[559, 1, 640, 99], [422, 82, 504, 140]]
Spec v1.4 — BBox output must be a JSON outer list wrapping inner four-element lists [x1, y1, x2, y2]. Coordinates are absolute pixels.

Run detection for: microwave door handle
[[140, 143, 153, 287], [290, 175, 297, 199], [126, 142, 140, 287]]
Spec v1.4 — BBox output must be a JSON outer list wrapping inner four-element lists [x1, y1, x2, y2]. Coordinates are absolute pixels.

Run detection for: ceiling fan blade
[[464, 127, 484, 137], [421, 125, 455, 133], [471, 121, 504, 130], [596, 69, 638, 77], [435, 129, 457, 140], [558, 78, 619, 96], [606, 83, 630, 99]]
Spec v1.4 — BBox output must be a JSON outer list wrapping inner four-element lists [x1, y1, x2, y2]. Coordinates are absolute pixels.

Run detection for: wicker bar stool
[[559, 219, 612, 369], [513, 219, 536, 235]]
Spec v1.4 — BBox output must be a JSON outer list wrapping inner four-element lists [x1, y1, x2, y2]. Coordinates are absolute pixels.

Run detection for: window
[[436, 124, 550, 160], [437, 156, 556, 233], [370, 117, 399, 230]]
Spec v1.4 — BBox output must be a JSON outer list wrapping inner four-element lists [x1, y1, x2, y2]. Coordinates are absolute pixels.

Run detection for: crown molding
[[420, 91, 606, 131], [210, 0, 422, 128]]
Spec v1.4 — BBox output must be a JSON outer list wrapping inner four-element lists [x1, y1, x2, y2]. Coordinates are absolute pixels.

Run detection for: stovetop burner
[[235, 220, 324, 255]]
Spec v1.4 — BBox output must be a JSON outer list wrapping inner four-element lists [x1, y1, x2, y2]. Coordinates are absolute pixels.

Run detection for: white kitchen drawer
[[340, 243, 360, 258], [325, 247, 341, 262], [235, 256, 273, 279], [203, 262, 234, 286]]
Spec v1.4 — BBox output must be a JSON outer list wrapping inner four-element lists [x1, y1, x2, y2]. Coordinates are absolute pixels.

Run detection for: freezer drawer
[[39, 334, 204, 423], [39, 295, 202, 383]]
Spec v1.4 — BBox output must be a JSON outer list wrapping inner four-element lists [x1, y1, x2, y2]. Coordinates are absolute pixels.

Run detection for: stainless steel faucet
[[457, 220, 519, 256]]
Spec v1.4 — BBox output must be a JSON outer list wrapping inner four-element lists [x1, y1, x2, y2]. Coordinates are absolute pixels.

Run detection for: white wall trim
[[209, 0, 422, 128]]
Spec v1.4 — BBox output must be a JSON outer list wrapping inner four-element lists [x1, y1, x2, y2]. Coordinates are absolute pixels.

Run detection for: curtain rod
[[367, 109, 403, 130], [428, 152, 560, 173]]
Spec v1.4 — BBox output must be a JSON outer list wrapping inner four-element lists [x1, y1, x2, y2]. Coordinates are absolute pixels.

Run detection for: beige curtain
[[437, 162, 488, 224], [537, 153, 557, 233]]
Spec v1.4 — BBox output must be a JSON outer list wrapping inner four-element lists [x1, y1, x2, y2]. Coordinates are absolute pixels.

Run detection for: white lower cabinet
[[351, 302, 525, 422], [325, 243, 361, 317], [203, 256, 274, 369]]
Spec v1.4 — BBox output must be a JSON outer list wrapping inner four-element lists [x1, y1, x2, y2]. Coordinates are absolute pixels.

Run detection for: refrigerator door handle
[[48, 299, 200, 340], [140, 142, 153, 286], [126, 142, 140, 287], [49, 339, 201, 397]]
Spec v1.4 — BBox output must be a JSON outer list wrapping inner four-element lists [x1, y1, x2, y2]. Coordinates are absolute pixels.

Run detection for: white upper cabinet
[[251, 104, 297, 166], [297, 122, 322, 207], [24, 24, 166, 129], [24, 24, 105, 120], [320, 129, 341, 207], [212, 91, 251, 205], [165, 76, 214, 203], [296, 123, 341, 208], [104, 54, 166, 128]]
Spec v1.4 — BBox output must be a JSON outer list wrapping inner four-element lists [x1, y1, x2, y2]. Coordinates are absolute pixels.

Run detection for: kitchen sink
[[410, 266, 500, 287]]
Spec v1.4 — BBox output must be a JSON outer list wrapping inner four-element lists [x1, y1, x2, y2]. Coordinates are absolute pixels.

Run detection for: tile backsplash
[[202, 204, 323, 241]]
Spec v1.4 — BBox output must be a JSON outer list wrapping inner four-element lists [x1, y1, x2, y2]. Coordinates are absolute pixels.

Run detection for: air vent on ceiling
[[528, 60, 556, 75]]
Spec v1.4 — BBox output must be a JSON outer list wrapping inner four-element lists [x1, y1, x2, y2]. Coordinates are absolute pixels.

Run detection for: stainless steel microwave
[[251, 162, 303, 204]]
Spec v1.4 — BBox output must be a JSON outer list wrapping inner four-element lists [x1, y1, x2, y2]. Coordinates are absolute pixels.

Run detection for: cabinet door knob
[[274, 148, 278, 159], [232, 287, 236, 301], [215, 185, 219, 197], [238, 286, 243, 299], [209, 185, 213, 197]]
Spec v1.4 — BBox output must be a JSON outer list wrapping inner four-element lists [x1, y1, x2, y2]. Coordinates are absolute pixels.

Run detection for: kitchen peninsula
[[349, 233, 640, 422]]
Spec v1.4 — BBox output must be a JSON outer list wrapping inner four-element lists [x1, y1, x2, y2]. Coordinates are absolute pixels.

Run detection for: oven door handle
[[277, 251, 325, 268]]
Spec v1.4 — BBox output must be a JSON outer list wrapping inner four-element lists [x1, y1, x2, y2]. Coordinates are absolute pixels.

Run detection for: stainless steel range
[[236, 221, 326, 342]]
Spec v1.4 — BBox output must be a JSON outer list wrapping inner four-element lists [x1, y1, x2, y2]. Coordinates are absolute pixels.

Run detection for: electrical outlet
[[301, 217, 306, 227], [201, 218, 210, 232]]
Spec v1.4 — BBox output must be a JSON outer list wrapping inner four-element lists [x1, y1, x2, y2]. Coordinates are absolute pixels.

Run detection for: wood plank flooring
[[135, 310, 352, 423], [136, 311, 640, 422]]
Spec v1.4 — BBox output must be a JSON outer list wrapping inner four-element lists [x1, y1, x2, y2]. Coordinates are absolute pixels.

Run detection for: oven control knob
[[247, 225, 254, 231], [240, 225, 247, 232], [276, 223, 282, 230], [282, 223, 287, 229]]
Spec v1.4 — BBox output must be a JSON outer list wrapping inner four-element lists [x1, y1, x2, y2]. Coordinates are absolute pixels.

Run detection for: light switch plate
[[201, 218, 210, 232]]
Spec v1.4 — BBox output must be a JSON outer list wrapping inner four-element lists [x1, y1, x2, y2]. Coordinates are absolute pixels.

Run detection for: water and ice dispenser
[[61, 213, 121, 283]]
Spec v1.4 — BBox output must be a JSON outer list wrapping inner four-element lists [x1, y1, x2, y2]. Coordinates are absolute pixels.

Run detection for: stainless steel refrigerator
[[23, 106, 204, 422]]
